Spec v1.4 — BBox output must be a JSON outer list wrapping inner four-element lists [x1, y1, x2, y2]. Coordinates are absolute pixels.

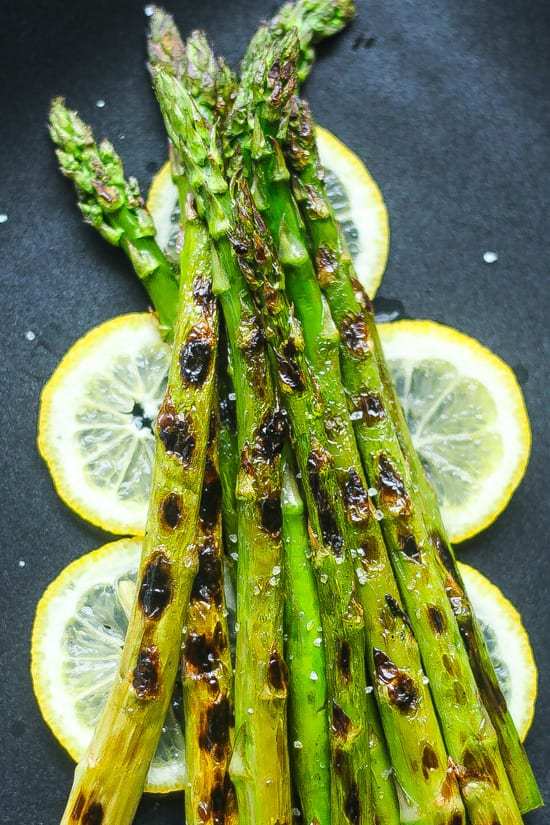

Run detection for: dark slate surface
[[1, 0, 548, 822]]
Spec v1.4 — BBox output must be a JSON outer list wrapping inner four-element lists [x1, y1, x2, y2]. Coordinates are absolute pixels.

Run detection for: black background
[[1, 1, 549, 822]]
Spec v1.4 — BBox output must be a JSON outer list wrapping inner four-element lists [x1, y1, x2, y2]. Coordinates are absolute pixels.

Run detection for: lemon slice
[[147, 125, 389, 298], [38, 313, 170, 535], [31, 538, 535, 799], [459, 562, 537, 740], [31, 537, 185, 793], [379, 320, 531, 543]]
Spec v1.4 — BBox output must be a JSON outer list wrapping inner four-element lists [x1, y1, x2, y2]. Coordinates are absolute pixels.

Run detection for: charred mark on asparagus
[[344, 782, 360, 825], [431, 532, 455, 575], [428, 605, 446, 634], [210, 774, 237, 825], [199, 461, 222, 530], [334, 747, 346, 774], [184, 631, 219, 673], [192, 274, 215, 309], [81, 802, 104, 825], [384, 594, 412, 630], [160, 492, 183, 530], [199, 697, 233, 760], [373, 648, 418, 712], [399, 532, 421, 563], [338, 640, 352, 681], [358, 537, 381, 567], [132, 646, 160, 699], [274, 339, 306, 392], [191, 538, 223, 607], [378, 454, 410, 514], [461, 748, 500, 789], [342, 467, 370, 522], [268, 649, 289, 692], [267, 57, 297, 108], [356, 392, 385, 426], [157, 399, 195, 463], [254, 408, 288, 462], [315, 244, 338, 287], [422, 744, 440, 780], [71, 792, 86, 820], [307, 449, 344, 555], [139, 551, 172, 619], [332, 702, 352, 737], [240, 317, 266, 355], [185, 621, 227, 676], [341, 313, 370, 356], [180, 325, 213, 386], [260, 496, 283, 535]]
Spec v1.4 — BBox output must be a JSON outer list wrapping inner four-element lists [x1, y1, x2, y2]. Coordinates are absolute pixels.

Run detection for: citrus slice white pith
[[31, 537, 185, 793], [379, 320, 531, 543], [38, 313, 170, 535], [147, 125, 389, 299], [459, 562, 537, 740]]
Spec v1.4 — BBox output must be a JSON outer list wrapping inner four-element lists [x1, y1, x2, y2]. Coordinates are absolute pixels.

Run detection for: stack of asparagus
[[50, 2, 542, 824]]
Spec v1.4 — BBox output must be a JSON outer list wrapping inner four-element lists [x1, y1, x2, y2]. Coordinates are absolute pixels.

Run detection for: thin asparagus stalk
[[284, 95, 530, 823], [378, 349, 543, 813], [51, 104, 218, 825], [281, 454, 331, 825], [229, 30, 463, 825], [151, 27, 293, 825], [154, 67, 373, 825], [148, 10, 240, 570], [53, 97, 239, 823], [49, 99, 179, 338], [182, 408, 237, 825]]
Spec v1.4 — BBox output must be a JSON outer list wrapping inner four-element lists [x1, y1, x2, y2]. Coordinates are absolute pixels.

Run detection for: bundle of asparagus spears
[[49, 2, 542, 824]]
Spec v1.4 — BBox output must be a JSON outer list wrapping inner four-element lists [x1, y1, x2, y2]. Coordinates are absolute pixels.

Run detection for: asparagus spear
[[281, 455, 331, 825], [229, 30, 466, 825], [182, 408, 237, 825], [52, 104, 218, 825], [154, 66, 374, 825], [151, 31, 293, 825], [376, 345, 543, 813], [51, 99, 237, 825], [284, 95, 530, 823], [49, 99, 179, 338]]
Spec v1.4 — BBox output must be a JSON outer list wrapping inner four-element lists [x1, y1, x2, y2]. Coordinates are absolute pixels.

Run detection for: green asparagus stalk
[[153, 66, 374, 825], [229, 30, 465, 825], [281, 454, 331, 825], [182, 408, 237, 825], [376, 342, 544, 813], [52, 103, 218, 825], [151, 33, 293, 825], [284, 95, 530, 822], [148, 9, 240, 570], [49, 98, 179, 338]]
